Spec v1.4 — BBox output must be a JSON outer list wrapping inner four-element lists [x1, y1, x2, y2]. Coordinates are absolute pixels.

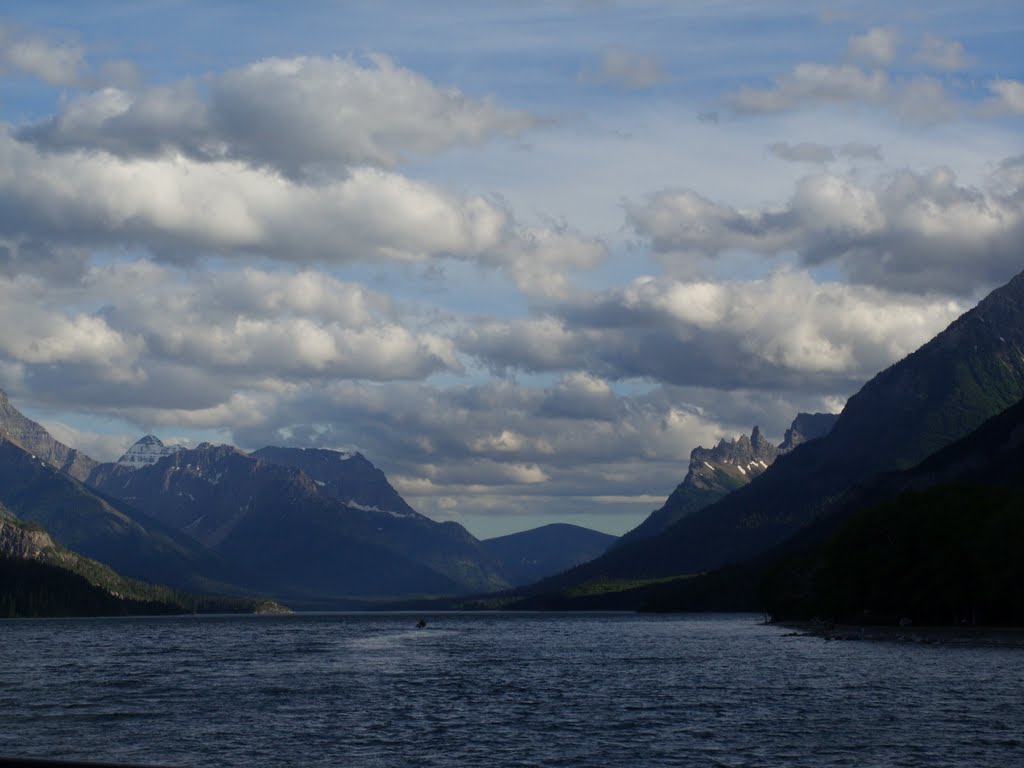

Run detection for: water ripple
[[2, 613, 1024, 767]]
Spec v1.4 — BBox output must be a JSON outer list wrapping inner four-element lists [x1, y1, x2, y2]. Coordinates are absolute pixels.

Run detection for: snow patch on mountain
[[116, 435, 183, 469]]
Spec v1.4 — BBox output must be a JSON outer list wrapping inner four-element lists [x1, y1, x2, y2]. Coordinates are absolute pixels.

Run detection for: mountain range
[[0, 402, 613, 607], [2, 267, 1023, 619]]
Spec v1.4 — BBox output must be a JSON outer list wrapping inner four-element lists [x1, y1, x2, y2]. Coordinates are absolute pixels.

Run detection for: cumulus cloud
[[0, 25, 84, 85], [581, 46, 665, 89], [95, 263, 461, 381], [627, 166, 1024, 295], [914, 34, 969, 71], [987, 79, 1024, 115], [847, 27, 899, 65], [0, 262, 478, 425], [18, 54, 534, 178], [462, 272, 966, 393], [0, 130, 604, 295]]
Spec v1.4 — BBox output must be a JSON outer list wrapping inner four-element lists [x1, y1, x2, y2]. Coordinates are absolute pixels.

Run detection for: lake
[[2, 612, 1022, 767]]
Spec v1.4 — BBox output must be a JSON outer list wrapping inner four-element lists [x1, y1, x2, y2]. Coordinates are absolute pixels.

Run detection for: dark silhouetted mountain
[[248, 446, 510, 593], [761, 395, 1024, 625], [251, 447, 416, 514], [778, 412, 839, 453], [481, 523, 617, 586], [530, 269, 1024, 591], [0, 435, 233, 592], [0, 388, 98, 481], [89, 443, 499, 599]]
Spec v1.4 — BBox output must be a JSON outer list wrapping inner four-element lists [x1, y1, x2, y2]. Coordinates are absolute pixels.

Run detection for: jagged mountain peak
[[116, 435, 184, 469], [618, 412, 838, 548], [689, 425, 779, 487]]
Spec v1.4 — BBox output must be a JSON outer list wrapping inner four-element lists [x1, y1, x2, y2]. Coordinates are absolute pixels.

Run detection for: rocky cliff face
[[779, 412, 840, 453], [686, 426, 779, 492], [0, 390, 98, 481], [0, 516, 55, 561]]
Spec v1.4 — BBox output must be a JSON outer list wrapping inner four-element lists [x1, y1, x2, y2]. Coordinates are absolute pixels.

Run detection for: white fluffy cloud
[[461, 271, 966, 392], [0, 274, 143, 380], [627, 166, 1024, 295], [0, 25, 84, 85], [0, 130, 604, 295], [0, 263, 471, 417], [19, 54, 534, 178]]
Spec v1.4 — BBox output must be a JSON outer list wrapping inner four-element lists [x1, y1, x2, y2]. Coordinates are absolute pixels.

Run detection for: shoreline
[[776, 620, 1024, 648]]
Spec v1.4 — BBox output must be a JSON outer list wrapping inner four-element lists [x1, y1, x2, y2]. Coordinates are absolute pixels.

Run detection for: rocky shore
[[778, 620, 1024, 648]]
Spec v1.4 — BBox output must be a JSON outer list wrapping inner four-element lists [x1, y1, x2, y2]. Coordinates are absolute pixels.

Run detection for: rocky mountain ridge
[[0, 390, 98, 481], [0, 513, 59, 562]]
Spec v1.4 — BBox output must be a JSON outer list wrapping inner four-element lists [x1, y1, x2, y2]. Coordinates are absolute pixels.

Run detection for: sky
[[0, 1, 1021, 538]]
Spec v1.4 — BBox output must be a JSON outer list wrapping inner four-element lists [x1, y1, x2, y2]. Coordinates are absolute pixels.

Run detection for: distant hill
[[481, 524, 617, 586]]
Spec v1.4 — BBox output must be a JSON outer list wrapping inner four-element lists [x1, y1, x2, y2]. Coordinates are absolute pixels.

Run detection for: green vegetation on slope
[[0, 515, 288, 618], [0, 557, 183, 618]]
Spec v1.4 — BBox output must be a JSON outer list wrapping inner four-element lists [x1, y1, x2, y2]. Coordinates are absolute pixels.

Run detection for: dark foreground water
[[2, 612, 1022, 767]]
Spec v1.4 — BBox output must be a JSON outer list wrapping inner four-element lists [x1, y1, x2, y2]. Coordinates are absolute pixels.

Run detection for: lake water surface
[[2, 612, 1022, 767]]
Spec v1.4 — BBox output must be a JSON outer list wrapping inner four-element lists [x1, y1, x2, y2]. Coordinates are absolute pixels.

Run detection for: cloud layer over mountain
[[1, 2, 1021, 536]]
